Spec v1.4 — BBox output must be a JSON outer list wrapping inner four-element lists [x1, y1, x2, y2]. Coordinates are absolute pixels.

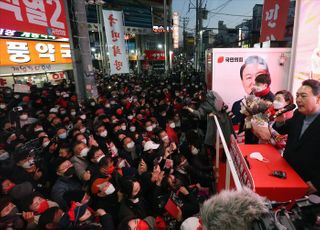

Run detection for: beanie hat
[[120, 179, 134, 197], [38, 207, 60, 229], [9, 181, 33, 200]]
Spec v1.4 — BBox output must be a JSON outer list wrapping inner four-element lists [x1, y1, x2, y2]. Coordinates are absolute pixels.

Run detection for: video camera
[[252, 195, 320, 230]]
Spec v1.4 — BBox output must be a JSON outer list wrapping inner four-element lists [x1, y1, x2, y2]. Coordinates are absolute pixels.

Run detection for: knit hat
[[120, 179, 134, 197], [9, 181, 33, 200], [38, 207, 61, 229]]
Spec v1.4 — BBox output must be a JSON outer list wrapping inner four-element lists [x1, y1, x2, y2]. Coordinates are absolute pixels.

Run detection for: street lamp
[[158, 44, 163, 49]]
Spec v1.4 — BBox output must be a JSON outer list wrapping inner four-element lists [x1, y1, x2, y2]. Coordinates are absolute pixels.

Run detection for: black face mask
[[64, 167, 76, 178]]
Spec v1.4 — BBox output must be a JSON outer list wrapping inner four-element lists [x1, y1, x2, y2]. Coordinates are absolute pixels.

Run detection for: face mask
[[249, 152, 269, 162], [37, 200, 49, 214], [96, 155, 105, 163], [42, 141, 50, 148], [0, 151, 9, 161], [80, 115, 86, 120], [100, 130, 108, 137], [22, 158, 34, 169], [146, 126, 153, 132], [126, 142, 135, 149], [34, 127, 43, 132], [60, 110, 66, 115], [121, 125, 126, 131], [80, 147, 89, 158], [152, 124, 157, 129], [20, 114, 28, 120], [101, 183, 115, 195], [105, 104, 111, 108], [81, 139, 87, 144], [58, 132, 67, 139], [254, 86, 263, 92], [130, 126, 136, 132], [191, 146, 199, 155], [56, 92, 61, 96], [128, 115, 133, 120], [169, 123, 175, 129], [0, 104, 6, 109], [64, 167, 75, 177], [273, 100, 285, 110], [80, 127, 86, 133], [90, 102, 96, 106], [14, 95, 20, 99], [162, 135, 169, 142], [71, 111, 76, 116]]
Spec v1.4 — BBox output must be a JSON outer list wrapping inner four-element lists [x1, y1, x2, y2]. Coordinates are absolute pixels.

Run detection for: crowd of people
[[0, 73, 220, 229]]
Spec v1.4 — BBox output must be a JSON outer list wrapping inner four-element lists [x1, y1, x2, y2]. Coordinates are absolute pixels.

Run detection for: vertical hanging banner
[[102, 10, 129, 75], [172, 12, 179, 49], [0, 0, 68, 38], [260, 0, 290, 42]]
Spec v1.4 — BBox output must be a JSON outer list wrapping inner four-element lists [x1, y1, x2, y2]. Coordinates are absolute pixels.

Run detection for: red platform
[[239, 144, 308, 202]]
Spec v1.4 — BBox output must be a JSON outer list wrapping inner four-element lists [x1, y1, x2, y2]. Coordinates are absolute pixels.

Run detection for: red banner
[[260, 0, 290, 42], [144, 50, 174, 61], [0, 0, 68, 38]]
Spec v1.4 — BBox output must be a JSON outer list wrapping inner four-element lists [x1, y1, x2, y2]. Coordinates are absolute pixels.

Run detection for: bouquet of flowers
[[240, 95, 287, 151], [240, 95, 272, 129]]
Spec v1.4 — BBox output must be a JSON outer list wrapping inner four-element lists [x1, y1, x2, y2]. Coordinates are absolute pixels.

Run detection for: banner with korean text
[[260, 0, 290, 42], [0, 38, 72, 66], [0, 0, 68, 38], [102, 10, 129, 75]]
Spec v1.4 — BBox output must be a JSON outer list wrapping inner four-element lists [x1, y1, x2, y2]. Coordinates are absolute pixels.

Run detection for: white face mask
[[20, 114, 28, 121], [81, 139, 87, 144], [58, 132, 67, 139], [146, 126, 153, 132], [42, 141, 50, 148], [128, 115, 133, 120], [80, 115, 86, 120], [191, 146, 199, 155], [105, 104, 111, 108], [162, 135, 169, 142], [126, 142, 135, 149], [0, 104, 6, 109], [71, 111, 76, 116], [98, 182, 115, 195], [34, 127, 43, 132], [169, 123, 175, 129], [80, 128, 86, 133], [80, 147, 90, 158], [121, 125, 126, 131], [0, 151, 9, 161], [152, 124, 157, 129], [100, 130, 108, 137], [273, 100, 285, 110], [96, 155, 105, 163], [22, 158, 34, 169], [249, 152, 268, 162], [90, 102, 96, 106], [129, 126, 136, 132]]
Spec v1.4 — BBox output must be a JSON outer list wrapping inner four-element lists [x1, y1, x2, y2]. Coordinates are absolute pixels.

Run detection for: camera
[[252, 196, 320, 230]]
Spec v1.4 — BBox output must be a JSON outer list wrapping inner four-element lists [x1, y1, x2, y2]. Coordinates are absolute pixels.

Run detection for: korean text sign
[[0, 0, 68, 38], [260, 0, 290, 42], [102, 10, 129, 75], [0, 38, 72, 66]]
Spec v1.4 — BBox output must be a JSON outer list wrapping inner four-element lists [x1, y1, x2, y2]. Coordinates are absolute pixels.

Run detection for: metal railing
[[213, 115, 243, 191]]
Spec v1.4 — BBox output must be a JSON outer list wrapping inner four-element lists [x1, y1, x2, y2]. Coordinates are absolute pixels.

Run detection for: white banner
[[102, 10, 129, 75]]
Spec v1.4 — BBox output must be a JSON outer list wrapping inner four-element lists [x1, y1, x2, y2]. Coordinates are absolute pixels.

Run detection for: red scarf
[[254, 86, 270, 97]]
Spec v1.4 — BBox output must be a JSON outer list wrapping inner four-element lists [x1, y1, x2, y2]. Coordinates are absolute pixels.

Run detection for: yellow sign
[[0, 38, 72, 66]]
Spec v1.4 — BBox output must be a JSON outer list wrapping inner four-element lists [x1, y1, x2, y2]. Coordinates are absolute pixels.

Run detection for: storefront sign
[[152, 26, 174, 33], [144, 50, 174, 61], [0, 38, 72, 66], [14, 83, 30, 93], [0, 76, 15, 87], [0, 0, 68, 37], [0, 28, 56, 40], [102, 10, 129, 75], [0, 63, 72, 75], [47, 71, 66, 82]]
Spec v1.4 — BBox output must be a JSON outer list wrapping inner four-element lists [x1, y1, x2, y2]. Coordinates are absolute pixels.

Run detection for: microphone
[[271, 104, 296, 120]]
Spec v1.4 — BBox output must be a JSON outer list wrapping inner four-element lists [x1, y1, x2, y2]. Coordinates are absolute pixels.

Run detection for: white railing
[[213, 115, 242, 191]]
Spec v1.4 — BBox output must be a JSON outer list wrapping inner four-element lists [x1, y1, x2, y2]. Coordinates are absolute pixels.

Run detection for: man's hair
[[240, 56, 269, 80], [255, 74, 271, 86], [200, 188, 268, 230], [302, 79, 320, 96], [275, 90, 294, 105]]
